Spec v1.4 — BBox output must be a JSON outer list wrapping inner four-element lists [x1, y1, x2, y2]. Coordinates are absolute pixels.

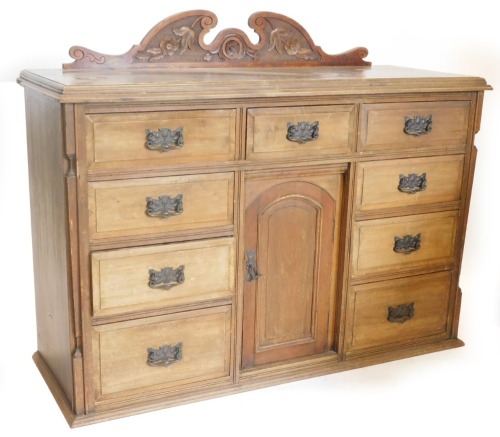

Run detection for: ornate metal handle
[[387, 302, 415, 324], [147, 342, 183, 367], [146, 194, 183, 218], [286, 121, 319, 144], [245, 250, 261, 282], [398, 173, 427, 194], [145, 127, 184, 152], [149, 265, 185, 289], [393, 233, 421, 254], [403, 115, 432, 136]]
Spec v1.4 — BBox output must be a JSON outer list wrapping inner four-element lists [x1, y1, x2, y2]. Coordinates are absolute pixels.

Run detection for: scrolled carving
[[68, 46, 106, 65], [398, 173, 427, 194], [146, 194, 183, 218], [393, 234, 421, 254], [147, 343, 183, 367], [64, 11, 370, 69], [149, 265, 185, 289], [404, 115, 433, 136], [145, 127, 184, 152], [286, 121, 320, 144], [269, 28, 315, 60], [387, 302, 415, 324]]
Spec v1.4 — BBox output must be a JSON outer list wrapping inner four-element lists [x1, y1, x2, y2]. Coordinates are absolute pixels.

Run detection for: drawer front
[[346, 272, 451, 353], [351, 211, 458, 278], [92, 306, 231, 399], [88, 172, 234, 240], [85, 109, 237, 170], [356, 155, 464, 211], [246, 105, 355, 160], [92, 238, 236, 317], [359, 101, 470, 152]]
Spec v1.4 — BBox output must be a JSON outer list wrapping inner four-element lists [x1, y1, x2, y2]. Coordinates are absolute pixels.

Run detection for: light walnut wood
[[92, 238, 235, 317], [24, 89, 74, 400], [18, 67, 491, 104], [355, 155, 464, 212], [18, 13, 491, 425], [85, 109, 236, 171], [88, 172, 234, 240], [345, 271, 452, 354], [351, 211, 458, 279], [92, 306, 231, 401], [242, 174, 341, 368], [246, 105, 355, 160], [359, 100, 470, 152]]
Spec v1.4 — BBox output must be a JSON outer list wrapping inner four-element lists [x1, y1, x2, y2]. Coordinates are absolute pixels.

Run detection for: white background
[[1, 0, 499, 435]]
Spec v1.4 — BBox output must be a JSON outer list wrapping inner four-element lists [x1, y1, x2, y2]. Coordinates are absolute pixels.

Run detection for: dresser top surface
[[18, 65, 491, 103]]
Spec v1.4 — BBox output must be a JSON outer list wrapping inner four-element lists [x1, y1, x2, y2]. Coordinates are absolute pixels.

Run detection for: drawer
[[84, 109, 237, 170], [92, 306, 231, 400], [88, 172, 234, 240], [351, 211, 458, 278], [91, 238, 236, 317], [355, 155, 464, 212], [246, 105, 355, 160], [346, 272, 451, 353], [359, 101, 470, 152]]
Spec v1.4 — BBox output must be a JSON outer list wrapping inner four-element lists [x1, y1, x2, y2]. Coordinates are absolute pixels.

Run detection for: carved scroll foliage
[[64, 10, 370, 69]]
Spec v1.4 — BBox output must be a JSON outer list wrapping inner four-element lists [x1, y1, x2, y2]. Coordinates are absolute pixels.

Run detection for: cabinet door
[[242, 179, 336, 368]]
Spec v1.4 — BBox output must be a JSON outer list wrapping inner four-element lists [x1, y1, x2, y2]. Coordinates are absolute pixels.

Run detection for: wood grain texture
[[345, 271, 452, 354], [246, 105, 355, 160], [359, 100, 471, 152], [91, 238, 235, 317], [24, 88, 74, 401], [355, 155, 464, 211], [242, 172, 342, 368], [351, 211, 458, 279], [63, 11, 370, 69], [18, 66, 491, 105], [18, 25, 491, 424], [92, 306, 231, 400], [88, 172, 234, 240], [85, 108, 236, 171]]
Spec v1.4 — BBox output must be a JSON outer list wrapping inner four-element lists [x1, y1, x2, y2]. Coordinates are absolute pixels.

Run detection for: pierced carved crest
[[64, 10, 370, 69]]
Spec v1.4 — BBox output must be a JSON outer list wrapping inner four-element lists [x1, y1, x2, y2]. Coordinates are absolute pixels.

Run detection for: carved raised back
[[64, 10, 370, 69]]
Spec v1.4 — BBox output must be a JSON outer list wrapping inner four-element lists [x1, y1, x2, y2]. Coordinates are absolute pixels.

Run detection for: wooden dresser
[[18, 10, 491, 427]]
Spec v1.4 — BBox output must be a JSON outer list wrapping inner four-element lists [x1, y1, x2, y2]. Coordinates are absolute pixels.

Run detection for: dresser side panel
[[24, 88, 73, 400]]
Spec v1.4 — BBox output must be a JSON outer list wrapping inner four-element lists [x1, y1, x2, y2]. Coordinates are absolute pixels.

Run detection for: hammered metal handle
[[398, 173, 427, 194], [148, 265, 185, 289], [387, 302, 415, 324], [245, 250, 261, 282], [146, 194, 183, 218], [286, 121, 319, 144], [145, 127, 184, 151], [403, 115, 432, 136], [393, 234, 421, 254], [147, 342, 183, 367]]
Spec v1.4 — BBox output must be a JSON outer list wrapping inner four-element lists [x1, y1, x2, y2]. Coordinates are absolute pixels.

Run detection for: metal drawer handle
[[146, 194, 183, 218], [286, 121, 319, 144], [245, 249, 261, 282], [388, 302, 415, 324], [149, 265, 185, 289], [145, 127, 184, 152], [403, 115, 432, 136], [147, 342, 183, 367], [393, 233, 421, 254], [398, 172, 427, 194]]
